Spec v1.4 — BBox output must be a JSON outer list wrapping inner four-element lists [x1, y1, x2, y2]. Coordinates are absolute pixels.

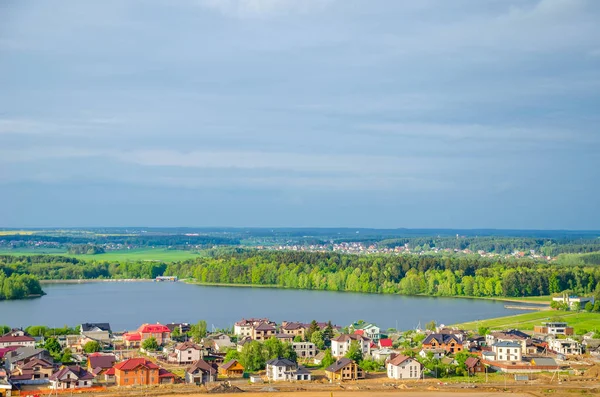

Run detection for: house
[[378, 339, 393, 349], [123, 323, 171, 348], [491, 341, 522, 362], [103, 367, 115, 384], [386, 354, 421, 380], [487, 330, 533, 353], [185, 359, 217, 385], [281, 322, 306, 339], [331, 334, 371, 358], [292, 342, 316, 359], [274, 334, 295, 343], [0, 330, 35, 349], [80, 323, 112, 343], [265, 358, 298, 381], [295, 365, 311, 381], [313, 351, 326, 365], [371, 348, 395, 361], [552, 294, 594, 309], [351, 323, 380, 342], [9, 358, 54, 384], [325, 358, 364, 382], [208, 334, 235, 352], [419, 348, 445, 360], [168, 342, 204, 365], [113, 358, 175, 386], [530, 357, 559, 369], [464, 357, 485, 375], [234, 318, 275, 337], [166, 323, 191, 335], [534, 322, 574, 336], [218, 360, 244, 377], [253, 322, 277, 341], [49, 366, 94, 389], [86, 353, 116, 377], [4, 347, 53, 371], [422, 334, 463, 354], [236, 337, 252, 352], [549, 338, 582, 355]]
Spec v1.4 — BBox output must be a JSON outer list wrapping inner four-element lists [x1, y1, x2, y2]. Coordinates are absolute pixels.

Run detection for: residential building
[[281, 322, 306, 339], [491, 341, 522, 362], [123, 323, 171, 348], [253, 322, 277, 341], [80, 323, 111, 344], [86, 353, 116, 377], [552, 295, 595, 309], [351, 323, 380, 342], [166, 323, 191, 335], [549, 338, 582, 355], [168, 342, 204, 365], [371, 348, 395, 362], [4, 347, 53, 371], [464, 357, 485, 375], [9, 358, 54, 384], [292, 342, 317, 359], [49, 366, 94, 389], [378, 338, 393, 349], [219, 360, 244, 377], [274, 334, 294, 343], [265, 358, 298, 381], [419, 348, 445, 360], [331, 334, 371, 358], [422, 334, 463, 354], [0, 330, 35, 349], [208, 334, 235, 352], [386, 354, 421, 380], [324, 358, 364, 382], [234, 318, 274, 338], [185, 359, 217, 385], [236, 337, 252, 353], [113, 358, 175, 386], [486, 330, 532, 353], [533, 322, 574, 336]]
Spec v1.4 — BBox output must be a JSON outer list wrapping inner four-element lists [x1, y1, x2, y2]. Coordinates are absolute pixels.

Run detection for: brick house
[[324, 358, 364, 381], [422, 334, 463, 354], [123, 323, 171, 348], [113, 358, 175, 386]]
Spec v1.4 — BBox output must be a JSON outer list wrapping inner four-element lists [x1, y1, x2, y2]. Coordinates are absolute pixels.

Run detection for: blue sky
[[0, 0, 599, 229]]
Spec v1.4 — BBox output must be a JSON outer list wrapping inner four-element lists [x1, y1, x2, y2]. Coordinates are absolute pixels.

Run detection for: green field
[[0, 248, 201, 262], [455, 310, 600, 332]]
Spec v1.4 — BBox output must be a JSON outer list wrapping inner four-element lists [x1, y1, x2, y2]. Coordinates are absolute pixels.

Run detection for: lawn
[[0, 248, 201, 263], [455, 310, 600, 332]]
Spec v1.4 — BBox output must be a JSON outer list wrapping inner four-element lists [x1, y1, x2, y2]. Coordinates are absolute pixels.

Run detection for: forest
[[1, 251, 600, 299], [0, 271, 44, 300]]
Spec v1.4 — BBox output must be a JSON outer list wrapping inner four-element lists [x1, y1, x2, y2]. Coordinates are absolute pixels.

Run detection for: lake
[[0, 282, 531, 332]]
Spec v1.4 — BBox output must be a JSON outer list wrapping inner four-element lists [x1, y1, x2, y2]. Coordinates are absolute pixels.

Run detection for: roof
[[254, 322, 276, 331], [379, 338, 393, 347], [532, 357, 558, 367], [187, 359, 217, 375], [175, 341, 203, 351], [0, 335, 35, 343], [50, 365, 94, 381], [137, 323, 171, 334], [296, 365, 310, 375], [354, 329, 364, 336], [221, 360, 243, 371], [104, 367, 115, 376], [88, 354, 116, 369], [464, 357, 480, 369], [423, 334, 462, 346], [81, 323, 111, 332], [332, 334, 370, 343], [113, 358, 160, 371], [282, 322, 304, 331], [158, 368, 176, 378], [266, 358, 296, 367], [388, 354, 413, 366], [493, 341, 522, 348], [325, 358, 354, 373], [6, 347, 47, 364], [20, 358, 53, 370], [123, 332, 141, 341], [0, 346, 20, 359]]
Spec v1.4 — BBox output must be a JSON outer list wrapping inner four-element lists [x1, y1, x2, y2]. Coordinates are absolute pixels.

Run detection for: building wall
[[387, 360, 421, 380], [115, 368, 159, 386]]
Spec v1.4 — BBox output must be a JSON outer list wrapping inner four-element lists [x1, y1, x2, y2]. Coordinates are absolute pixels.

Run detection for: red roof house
[[378, 338, 393, 348]]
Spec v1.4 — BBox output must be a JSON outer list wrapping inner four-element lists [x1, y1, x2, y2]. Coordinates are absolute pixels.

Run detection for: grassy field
[[0, 248, 201, 262], [455, 310, 600, 332]]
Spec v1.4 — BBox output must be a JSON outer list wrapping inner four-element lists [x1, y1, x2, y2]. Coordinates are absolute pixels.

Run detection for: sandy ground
[[155, 392, 531, 397]]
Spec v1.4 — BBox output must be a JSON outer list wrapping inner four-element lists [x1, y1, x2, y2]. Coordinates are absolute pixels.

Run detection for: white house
[[234, 318, 274, 337], [491, 341, 522, 362], [80, 323, 111, 344], [549, 338, 582, 355], [419, 348, 445, 360], [387, 354, 421, 380], [552, 295, 595, 309], [351, 323, 381, 341], [371, 348, 395, 361], [331, 334, 371, 358], [0, 330, 36, 349], [168, 341, 204, 365], [49, 366, 94, 389], [265, 358, 310, 381]]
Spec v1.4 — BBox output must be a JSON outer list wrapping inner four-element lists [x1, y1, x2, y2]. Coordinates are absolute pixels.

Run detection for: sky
[[0, 0, 599, 229]]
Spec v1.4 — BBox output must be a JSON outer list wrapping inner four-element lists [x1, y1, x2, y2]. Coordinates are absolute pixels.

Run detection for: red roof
[[158, 368, 175, 378], [379, 338, 393, 348], [0, 335, 35, 343], [105, 368, 115, 375], [123, 332, 141, 341], [113, 358, 160, 371], [137, 323, 171, 334], [354, 329, 364, 335]]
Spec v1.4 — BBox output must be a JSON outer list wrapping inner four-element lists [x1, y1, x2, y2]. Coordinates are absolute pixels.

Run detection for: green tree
[[311, 330, 326, 350], [60, 349, 73, 364], [83, 341, 101, 353], [344, 341, 363, 362], [321, 349, 335, 368], [426, 320, 437, 331], [190, 320, 207, 341], [477, 326, 490, 336], [142, 337, 159, 351], [323, 321, 335, 341], [585, 302, 593, 312], [172, 327, 181, 338], [572, 302, 581, 311], [293, 335, 303, 342], [240, 341, 265, 372], [594, 301, 600, 312], [0, 325, 10, 334], [44, 337, 61, 355], [281, 342, 297, 362], [224, 348, 240, 362], [305, 320, 319, 341], [263, 337, 284, 360]]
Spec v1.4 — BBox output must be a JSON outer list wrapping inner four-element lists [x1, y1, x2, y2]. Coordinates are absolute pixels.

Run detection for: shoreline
[[39, 278, 155, 284]]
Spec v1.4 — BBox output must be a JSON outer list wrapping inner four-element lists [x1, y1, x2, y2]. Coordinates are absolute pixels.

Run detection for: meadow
[[0, 248, 202, 262], [455, 310, 600, 332]]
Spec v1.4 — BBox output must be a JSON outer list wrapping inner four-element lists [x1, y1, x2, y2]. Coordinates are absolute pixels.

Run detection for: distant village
[[1, 299, 599, 396]]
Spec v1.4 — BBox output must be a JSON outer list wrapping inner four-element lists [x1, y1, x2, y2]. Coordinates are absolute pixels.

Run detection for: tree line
[[0, 271, 44, 300]]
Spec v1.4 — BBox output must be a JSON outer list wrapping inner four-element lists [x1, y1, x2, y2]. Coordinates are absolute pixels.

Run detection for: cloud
[[196, 0, 330, 18]]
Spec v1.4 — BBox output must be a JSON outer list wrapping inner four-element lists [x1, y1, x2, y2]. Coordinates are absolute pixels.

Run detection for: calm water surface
[[0, 282, 529, 331]]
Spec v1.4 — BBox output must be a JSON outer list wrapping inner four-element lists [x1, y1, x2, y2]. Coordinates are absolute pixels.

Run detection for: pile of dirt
[[584, 365, 600, 379], [259, 386, 279, 392], [208, 382, 244, 393], [397, 383, 410, 389], [427, 386, 439, 391]]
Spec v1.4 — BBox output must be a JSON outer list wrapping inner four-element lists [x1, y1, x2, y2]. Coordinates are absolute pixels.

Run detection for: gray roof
[[296, 365, 310, 375], [266, 358, 296, 367], [532, 357, 558, 366], [493, 341, 521, 348], [325, 357, 354, 373], [6, 347, 47, 364]]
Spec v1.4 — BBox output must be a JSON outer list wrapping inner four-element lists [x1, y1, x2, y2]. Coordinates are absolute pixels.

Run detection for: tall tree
[[344, 341, 363, 362]]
